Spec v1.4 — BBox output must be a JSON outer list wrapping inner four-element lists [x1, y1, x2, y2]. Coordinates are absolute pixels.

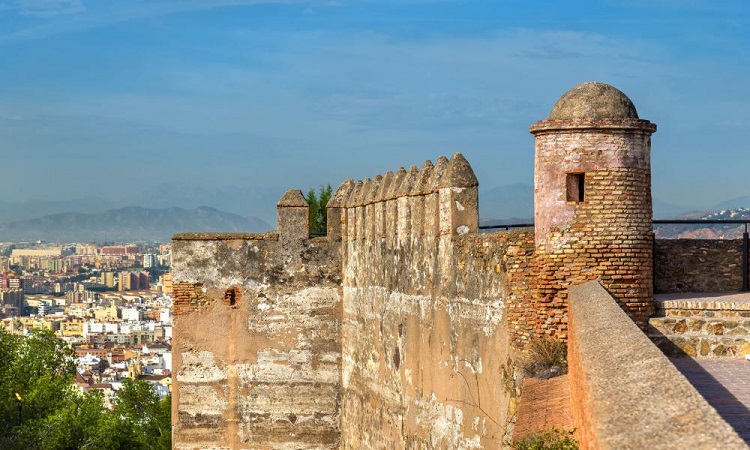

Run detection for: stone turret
[[530, 81, 657, 332]]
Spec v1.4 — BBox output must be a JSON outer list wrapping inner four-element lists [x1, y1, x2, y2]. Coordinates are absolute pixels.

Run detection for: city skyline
[[1, 0, 749, 216]]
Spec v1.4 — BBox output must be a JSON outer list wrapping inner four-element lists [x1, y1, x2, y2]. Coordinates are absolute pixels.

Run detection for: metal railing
[[653, 219, 750, 229], [478, 223, 534, 231], [482, 219, 750, 292]]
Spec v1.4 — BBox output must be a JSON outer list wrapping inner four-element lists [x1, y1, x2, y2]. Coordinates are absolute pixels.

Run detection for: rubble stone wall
[[655, 239, 745, 293], [170, 154, 546, 449]]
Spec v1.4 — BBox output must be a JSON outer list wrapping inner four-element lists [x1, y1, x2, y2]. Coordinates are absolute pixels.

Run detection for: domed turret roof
[[548, 82, 638, 120]]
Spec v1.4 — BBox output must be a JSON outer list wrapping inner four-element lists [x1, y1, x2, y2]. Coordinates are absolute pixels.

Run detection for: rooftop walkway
[[656, 291, 750, 445], [671, 357, 750, 444]]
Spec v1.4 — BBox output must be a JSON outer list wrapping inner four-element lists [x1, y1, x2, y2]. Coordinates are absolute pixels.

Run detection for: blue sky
[[1, 0, 749, 215]]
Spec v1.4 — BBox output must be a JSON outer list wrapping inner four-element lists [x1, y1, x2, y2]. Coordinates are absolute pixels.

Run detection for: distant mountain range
[[1, 182, 748, 243], [0, 206, 270, 243], [655, 208, 750, 239], [712, 196, 750, 211], [0, 197, 117, 224], [0, 184, 285, 226], [0, 183, 282, 243], [124, 183, 285, 223]]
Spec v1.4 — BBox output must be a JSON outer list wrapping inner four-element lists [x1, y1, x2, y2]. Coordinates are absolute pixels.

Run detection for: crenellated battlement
[[331, 153, 478, 251]]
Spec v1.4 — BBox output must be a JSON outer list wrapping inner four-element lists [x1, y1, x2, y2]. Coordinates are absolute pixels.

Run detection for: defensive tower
[[529, 81, 657, 332]]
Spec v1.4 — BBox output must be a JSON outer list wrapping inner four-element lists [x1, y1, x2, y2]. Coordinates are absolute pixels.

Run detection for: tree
[[110, 379, 171, 450], [305, 184, 332, 235], [0, 329, 78, 449], [0, 329, 171, 449], [28, 390, 108, 450]]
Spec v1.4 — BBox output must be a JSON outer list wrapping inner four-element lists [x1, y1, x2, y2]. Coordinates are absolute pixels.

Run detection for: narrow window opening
[[566, 173, 585, 203], [225, 288, 238, 307]]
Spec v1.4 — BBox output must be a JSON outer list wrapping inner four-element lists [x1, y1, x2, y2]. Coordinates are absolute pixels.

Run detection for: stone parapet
[[277, 189, 310, 254], [655, 292, 750, 317], [331, 152, 478, 241], [568, 281, 747, 450], [173, 232, 275, 241]]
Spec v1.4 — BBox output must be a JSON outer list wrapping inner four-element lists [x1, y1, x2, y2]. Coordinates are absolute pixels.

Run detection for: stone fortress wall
[[655, 239, 747, 293], [171, 191, 343, 449], [171, 153, 541, 448], [171, 82, 747, 449], [338, 154, 520, 448]]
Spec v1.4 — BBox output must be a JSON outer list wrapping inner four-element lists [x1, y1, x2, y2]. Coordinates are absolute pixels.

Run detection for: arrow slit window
[[566, 172, 585, 203]]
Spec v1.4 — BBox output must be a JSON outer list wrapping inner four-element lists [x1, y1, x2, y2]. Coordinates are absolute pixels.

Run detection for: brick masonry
[[528, 118, 657, 335], [512, 375, 573, 441]]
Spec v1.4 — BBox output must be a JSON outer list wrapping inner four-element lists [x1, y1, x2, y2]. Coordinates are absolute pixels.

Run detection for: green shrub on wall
[[512, 427, 578, 450]]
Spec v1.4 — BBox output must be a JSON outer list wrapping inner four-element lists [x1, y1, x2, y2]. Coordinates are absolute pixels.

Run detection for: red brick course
[[512, 375, 574, 441], [172, 282, 206, 316]]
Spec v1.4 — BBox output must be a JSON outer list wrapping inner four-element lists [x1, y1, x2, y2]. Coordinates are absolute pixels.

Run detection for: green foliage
[[22, 390, 108, 450], [0, 328, 171, 450], [523, 337, 568, 379], [0, 329, 77, 448], [111, 379, 171, 450], [512, 428, 578, 450], [305, 184, 333, 235]]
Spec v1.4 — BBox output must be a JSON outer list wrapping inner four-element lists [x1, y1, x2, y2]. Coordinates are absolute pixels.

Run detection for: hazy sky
[[1, 0, 749, 210]]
